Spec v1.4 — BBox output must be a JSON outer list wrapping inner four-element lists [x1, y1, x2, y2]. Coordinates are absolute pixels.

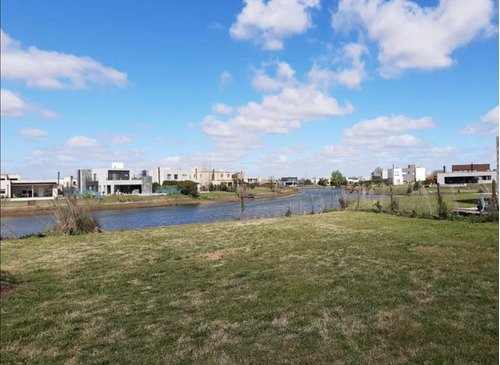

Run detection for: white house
[[78, 163, 152, 195], [1, 174, 58, 199]]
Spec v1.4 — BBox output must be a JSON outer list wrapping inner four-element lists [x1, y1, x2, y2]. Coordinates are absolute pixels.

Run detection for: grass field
[[1, 212, 498, 364]]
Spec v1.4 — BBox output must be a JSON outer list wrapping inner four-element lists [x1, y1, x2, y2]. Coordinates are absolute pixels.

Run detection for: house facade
[[279, 177, 299, 187], [78, 163, 152, 195], [1, 174, 58, 199], [437, 163, 496, 185]]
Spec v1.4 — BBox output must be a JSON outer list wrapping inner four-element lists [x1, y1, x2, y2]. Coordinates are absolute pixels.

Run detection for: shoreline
[[0, 190, 299, 218]]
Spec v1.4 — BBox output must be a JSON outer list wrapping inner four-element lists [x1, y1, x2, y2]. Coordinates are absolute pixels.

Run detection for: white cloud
[[332, 0, 497, 77], [1, 89, 58, 117], [344, 115, 435, 139], [252, 61, 297, 91], [308, 42, 368, 90], [65, 135, 98, 148], [459, 105, 499, 135], [19, 128, 49, 137], [230, 0, 320, 50], [342, 115, 434, 153], [1, 30, 128, 89], [220, 71, 233, 86], [202, 85, 353, 155], [113, 135, 132, 145], [31, 149, 44, 156], [212, 102, 233, 115], [459, 123, 482, 135], [481, 105, 499, 123], [432, 146, 457, 157]]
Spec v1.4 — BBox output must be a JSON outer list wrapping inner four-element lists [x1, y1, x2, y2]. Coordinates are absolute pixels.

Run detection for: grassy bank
[[1, 212, 498, 364], [349, 191, 490, 217]]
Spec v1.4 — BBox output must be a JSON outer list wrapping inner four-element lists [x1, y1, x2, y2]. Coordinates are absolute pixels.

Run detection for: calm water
[[1, 189, 375, 238]]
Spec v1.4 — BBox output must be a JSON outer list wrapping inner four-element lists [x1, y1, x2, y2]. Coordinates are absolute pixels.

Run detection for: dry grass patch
[[198, 246, 251, 261]]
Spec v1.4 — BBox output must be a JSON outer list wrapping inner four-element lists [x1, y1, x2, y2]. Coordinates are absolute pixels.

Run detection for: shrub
[[176, 181, 199, 197], [48, 196, 101, 236]]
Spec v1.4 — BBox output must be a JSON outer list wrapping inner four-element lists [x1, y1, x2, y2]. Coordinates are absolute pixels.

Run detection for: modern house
[[149, 167, 192, 185], [386, 167, 404, 185], [279, 177, 299, 187], [402, 165, 426, 184], [437, 163, 496, 185], [77, 162, 152, 195], [384, 164, 426, 185], [244, 177, 259, 184], [1, 174, 58, 199]]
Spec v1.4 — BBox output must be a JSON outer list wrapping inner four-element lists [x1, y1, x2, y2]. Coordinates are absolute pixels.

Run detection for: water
[[1, 189, 378, 238]]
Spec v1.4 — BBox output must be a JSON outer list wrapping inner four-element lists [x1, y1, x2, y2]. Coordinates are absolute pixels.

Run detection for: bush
[[48, 196, 101, 236], [176, 181, 199, 197]]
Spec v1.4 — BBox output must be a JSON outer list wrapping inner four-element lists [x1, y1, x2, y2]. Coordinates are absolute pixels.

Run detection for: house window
[[174, 174, 178, 180], [221, 174, 223, 178], [167, 174, 172, 179]]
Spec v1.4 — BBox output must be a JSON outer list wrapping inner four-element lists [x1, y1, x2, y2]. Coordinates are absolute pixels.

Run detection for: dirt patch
[[198, 246, 250, 261]]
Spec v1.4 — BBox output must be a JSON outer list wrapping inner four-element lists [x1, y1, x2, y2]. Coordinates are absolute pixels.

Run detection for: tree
[[371, 167, 383, 178], [330, 170, 346, 187], [318, 178, 329, 186], [235, 181, 247, 218], [177, 181, 199, 197], [304, 179, 313, 186]]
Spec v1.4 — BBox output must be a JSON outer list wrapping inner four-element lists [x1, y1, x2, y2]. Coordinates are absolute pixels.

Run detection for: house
[[209, 169, 235, 189], [149, 167, 192, 184], [1, 173, 58, 199], [279, 177, 299, 187], [386, 167, 404, 185], [78, 162, 152, 195], [244, 177, 259, 184], [437, 163, 496, 185], [402, 165, 426, 183], [383, 165, 426, 185]]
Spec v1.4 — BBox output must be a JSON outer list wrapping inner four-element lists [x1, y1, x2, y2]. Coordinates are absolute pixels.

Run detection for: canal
[[1, 189, 376, 238]]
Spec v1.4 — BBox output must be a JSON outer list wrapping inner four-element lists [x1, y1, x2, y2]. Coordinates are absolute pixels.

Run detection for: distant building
[[279, 177, 299, 187], [1, 173, 58, 199], [387, 167, 404, 185], [437, 163, 495, 185], [402, 164, 426, 184], [244, 177, 259, 184], [149, 167, 192, 185], [78, 163, 152, 195], [383, 164, 426, 185]]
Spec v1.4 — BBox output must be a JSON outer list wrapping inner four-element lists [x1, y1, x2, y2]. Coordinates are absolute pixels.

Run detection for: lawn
[[1, 212, 498, 364]]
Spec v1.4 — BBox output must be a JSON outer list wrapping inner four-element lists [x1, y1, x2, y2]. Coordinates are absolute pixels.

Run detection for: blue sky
[[1, 0, 499, 180]]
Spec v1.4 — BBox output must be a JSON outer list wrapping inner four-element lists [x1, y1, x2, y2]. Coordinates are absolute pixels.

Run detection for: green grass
[[1, 212, 498, 364], [352, 192, 486, 216]]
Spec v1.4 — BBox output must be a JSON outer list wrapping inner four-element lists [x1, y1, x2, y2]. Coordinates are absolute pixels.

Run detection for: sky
[[1, 0, 499, 180]]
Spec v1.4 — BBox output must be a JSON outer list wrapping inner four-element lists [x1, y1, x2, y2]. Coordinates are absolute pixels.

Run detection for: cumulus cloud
[[112, 135, 132, 145], [19, 128, 49, 137], [1, 89, 58, 117], [342, 115, 434, 152], [1, 30, 128, 89], [308, 42, 369, 90], [212, 103, 233, 115], [65, 135, 98, 148], [252, 61, 297, 91], [459, 105, 499, 135], [332, 0, 496, 77], [481, 105, 499, 123], [344, 115, 435, 139], [201, 85, 353, 155], [230, 0, 320, 50], [220, 71, 233, 87], [432, 146, 457, 157]]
